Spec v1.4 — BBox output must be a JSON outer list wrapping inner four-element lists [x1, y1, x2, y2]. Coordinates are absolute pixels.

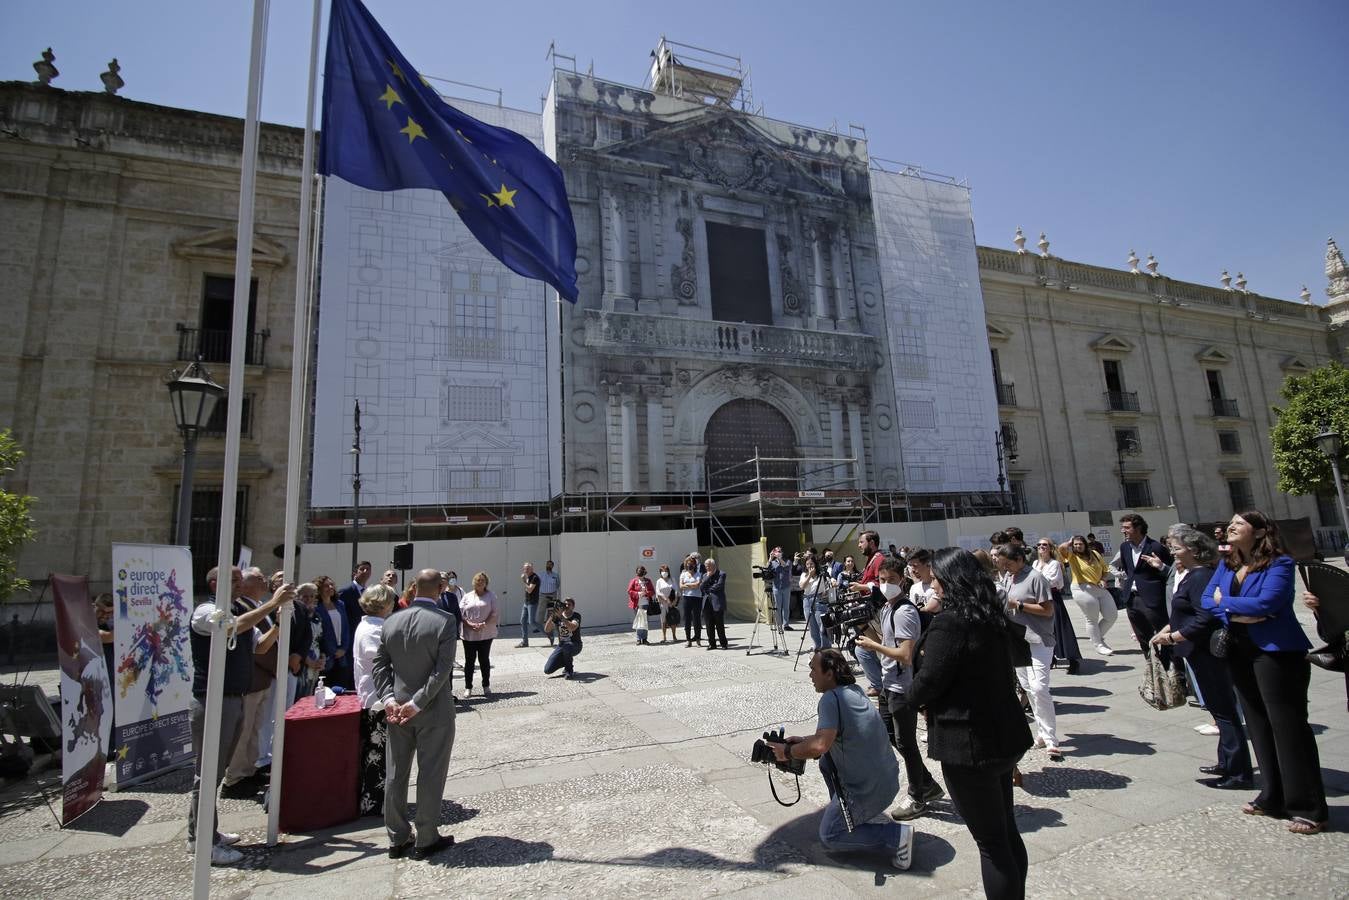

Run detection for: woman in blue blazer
[[1151, 524, 1252, 788], [1202, 510, 1327, 834], [316, 577, 354, 690]]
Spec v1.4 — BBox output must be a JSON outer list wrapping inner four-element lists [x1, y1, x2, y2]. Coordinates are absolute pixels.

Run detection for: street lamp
[[166, 360, 225, 546], [1115, 433, 1141, 509], [350, 399, 362, 573], [995, 426, 1019, 513], [1313, 424, 1349, 554]]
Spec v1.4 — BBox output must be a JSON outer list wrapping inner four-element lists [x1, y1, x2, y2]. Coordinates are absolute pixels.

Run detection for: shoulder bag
[[1139, 652, 1187, 710]]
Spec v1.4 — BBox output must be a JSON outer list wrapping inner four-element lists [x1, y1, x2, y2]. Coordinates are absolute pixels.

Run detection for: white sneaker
[[1194, 723, 1220, 736], [1096, 643, 1114, 656], [464, 686, 473, 698], [211, 844, 243, 866], [218, 832, 242, 846], [892, 823, 914, 871]]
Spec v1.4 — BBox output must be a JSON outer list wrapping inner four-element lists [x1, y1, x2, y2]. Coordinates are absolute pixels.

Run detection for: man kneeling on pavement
[[773, 648, 915, 870]]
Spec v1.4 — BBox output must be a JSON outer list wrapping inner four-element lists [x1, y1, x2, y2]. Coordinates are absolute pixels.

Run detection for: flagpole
[[193, 0, 270, 894], [266, 0, 323, 847]]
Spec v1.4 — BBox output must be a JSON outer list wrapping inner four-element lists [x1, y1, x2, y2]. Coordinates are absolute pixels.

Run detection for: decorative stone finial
[[1235, 272, 1247, 292], [1037, 232, 1050, 258], [1013, 226, 1026, 254], [100, 58, 123, 95], [1220, 270, 1232, 290], [1145, 253, 1159, 276], [33, 48, 59, 86], [1300, 285, 1312, 304], [1127, 250, 1140, 274], [1328, 237, 1349, 304]]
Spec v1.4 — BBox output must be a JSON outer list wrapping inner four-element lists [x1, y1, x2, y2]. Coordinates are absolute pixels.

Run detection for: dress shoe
[[220, 780, 259, 800], [1198, 765, 1227, 776], [1200, 774, 1253, 790], [1066, 659, 1080, 675], [410, 834, 454, 860], [388, 838, 415, 859]]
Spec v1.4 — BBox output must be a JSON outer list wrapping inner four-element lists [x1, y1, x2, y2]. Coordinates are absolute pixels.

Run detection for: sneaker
[[1095, 643, 1114, 656], [889, 794, 927, 821], [1194, 723, 1220, 736], [563, 671, 575, 680], [891, 823, 914, 871], [514, 642, 528, 648], [920, 782, 945, 803], [482, 685, 492, 699], [211, 844, 243, 866], [464, 686, 474, 698], [218, 832, 242, 846]]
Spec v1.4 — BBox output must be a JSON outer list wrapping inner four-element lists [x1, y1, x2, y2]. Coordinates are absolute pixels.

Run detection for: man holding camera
[[773, 648, 914, 870], [543, 597, 583, 679], [856, 558, 942, 820], [768, 547, 796, 633], [850, 530, 888, 696]]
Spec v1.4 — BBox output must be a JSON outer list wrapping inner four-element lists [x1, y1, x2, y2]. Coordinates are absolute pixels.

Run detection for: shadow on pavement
[[262, 834, 385, 873], [424, 834, 554, 867], [1050, 685, 1111, 698], [1062, 733, 1155, 757], [1053, 702, 1108, 715], [1017, 767, 1131, 800], [459, 690, 537, 704], [63, 797, 149, 836]]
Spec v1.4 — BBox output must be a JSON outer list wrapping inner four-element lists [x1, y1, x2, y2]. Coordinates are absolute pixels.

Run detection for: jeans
[[1015, 642, 1058, 748], [885, 690, 934, 799], [772, 586, 790, 631], [804, 592, 830, 650], [817, 756, 903, 856], [942, 757, 1027, 900], [855, 646, 883, 692], [520, 601, 541, 643], [544, 643, 577, 676], [187, 693, 244, 843], [681, 595, 703, 643]]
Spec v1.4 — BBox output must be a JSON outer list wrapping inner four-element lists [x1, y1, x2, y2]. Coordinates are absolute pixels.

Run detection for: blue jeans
[[521, 602, 541, 643], [856, 645, 883, 692], [544, 643, 576, 675], [804, 593, 830, 650], [818, 756, 902, 856], [772, 586, 790, 630]]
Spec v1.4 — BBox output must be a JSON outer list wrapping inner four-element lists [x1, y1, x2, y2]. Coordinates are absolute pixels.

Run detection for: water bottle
[[314, 676, 326, 709]]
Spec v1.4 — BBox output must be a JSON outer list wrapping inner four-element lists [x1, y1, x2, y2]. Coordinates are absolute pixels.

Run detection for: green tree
[[1270, 361, 1349, 502], [0, 429, 37, 602]]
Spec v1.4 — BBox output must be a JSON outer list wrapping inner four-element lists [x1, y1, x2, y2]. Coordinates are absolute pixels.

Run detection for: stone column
[[602, 185, 632, 310], [829, 401, 846, 488], [646, 390, 666, 491], [830, 232, 846, 328], [807, 220, 830, 325], [620, 393, 638, 492], [847, 401, 867, 490]]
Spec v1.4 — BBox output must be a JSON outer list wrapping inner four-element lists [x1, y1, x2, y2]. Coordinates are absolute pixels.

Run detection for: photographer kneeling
[[773, 648, 915, 870], [543, 597, 583, 680]]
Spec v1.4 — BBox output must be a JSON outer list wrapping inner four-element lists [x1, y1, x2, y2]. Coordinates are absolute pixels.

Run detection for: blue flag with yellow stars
[[318, 0, 579, 302]]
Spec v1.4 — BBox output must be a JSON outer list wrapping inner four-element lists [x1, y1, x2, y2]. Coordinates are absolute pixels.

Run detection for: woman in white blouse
[[656, 564, 679, 644], [1032, 539, 1081, 674], [459, 572, 499, 699], [351, 583, 396, 816]]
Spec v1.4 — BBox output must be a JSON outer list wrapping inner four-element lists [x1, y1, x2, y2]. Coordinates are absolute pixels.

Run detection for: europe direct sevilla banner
[[52, 574, 111, 825], [111, 544, 195, 787]]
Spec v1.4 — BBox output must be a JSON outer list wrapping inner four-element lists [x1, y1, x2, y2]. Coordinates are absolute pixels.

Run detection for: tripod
[[746, 581, 786, 656]]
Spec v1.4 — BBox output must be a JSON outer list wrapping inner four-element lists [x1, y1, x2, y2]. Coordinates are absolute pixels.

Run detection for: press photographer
[[542, 597, 582, 679], [770, 649, 915, 870]]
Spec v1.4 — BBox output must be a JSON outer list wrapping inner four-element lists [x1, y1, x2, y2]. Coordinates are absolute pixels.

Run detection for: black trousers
[[1226, 640, 1328, 822], [942, 757, 1027, 900], [1049, 588, 1081, 662], [703, 605, 728, 648], [462, 638, 493, 688], [681, 596, 703, 643], [1184, 646, 1252, 777], [1127, 595, 1171, 666], [884, 691, 935, 799]]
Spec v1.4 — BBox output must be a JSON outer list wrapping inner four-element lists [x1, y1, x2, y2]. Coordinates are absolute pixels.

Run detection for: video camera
[[545, 596, 567, 614], [750, 565, 773, 582], [749, 726, 805, 776]]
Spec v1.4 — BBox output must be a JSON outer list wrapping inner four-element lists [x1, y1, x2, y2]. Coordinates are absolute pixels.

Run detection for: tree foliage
[[1270, 361, 1349, 499], [0, 429, 37, 602]]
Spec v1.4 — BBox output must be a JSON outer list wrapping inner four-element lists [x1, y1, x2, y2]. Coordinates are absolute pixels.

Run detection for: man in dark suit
[[337, 560, 372, 637], [1115, 514, 1172, 656], [701, 559, 729, 650], [373, 568, 458, 860]]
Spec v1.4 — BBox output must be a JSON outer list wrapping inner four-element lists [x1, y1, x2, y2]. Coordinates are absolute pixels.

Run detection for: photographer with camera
[[856, 557, 942, 820], [542, 597, 583, 679], [770, 648, 914, 869], [850, 531, 888, 696], [768, 547, 796, 633]]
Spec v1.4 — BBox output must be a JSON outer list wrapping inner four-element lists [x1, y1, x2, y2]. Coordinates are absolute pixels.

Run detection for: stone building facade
[[0, 81, 304, 592]]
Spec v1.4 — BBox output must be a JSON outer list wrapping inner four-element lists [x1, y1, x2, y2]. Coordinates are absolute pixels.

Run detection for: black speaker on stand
[[393, 542, 413, 589]]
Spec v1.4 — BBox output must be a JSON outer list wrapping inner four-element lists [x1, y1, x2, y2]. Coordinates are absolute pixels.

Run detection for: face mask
[[448, 578, 457, 586], [880, 582, 902, 601]]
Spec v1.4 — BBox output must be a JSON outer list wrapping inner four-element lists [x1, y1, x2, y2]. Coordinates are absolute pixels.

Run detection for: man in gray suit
[[373, 568, 458, 860]]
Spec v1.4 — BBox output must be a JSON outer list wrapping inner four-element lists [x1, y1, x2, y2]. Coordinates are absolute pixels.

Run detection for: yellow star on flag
[[387, 58, 407, 83], [491, 184, 518, 208], [400, 117, 426, 143], [378, 84, 402, 110], [480, 192, 498, 208], [116, 744, 129, 761]]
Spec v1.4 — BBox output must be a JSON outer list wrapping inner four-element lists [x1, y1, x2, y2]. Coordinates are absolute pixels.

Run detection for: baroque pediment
[[172, 227, 288, 268], [1090, 333, 1135, 355], [1194, 345, 1233, 365], [427, 428, 521, 453]]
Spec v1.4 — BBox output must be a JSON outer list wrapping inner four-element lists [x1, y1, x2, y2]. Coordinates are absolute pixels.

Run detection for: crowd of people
[[627, 554, 729, 649]]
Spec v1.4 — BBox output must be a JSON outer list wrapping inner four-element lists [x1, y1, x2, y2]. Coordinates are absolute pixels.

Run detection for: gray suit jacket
[[373, 598, 458, 727]]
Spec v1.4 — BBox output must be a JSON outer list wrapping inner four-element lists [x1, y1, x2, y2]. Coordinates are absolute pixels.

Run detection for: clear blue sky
[[6, 0, 1346, 301]]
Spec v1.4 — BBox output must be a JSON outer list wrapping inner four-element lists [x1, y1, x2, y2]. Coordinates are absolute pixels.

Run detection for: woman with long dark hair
[[1203, 510, 1327, 834], [900, 548, 1032, 899], [799, 554, 835, 652]]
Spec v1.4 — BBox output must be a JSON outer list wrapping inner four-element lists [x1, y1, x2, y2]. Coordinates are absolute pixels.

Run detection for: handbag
[[1139, 652, 1187, 710], [1209, 627, 1231, 659], [666, 604, 681, 626], [644, 599, 662, 615]]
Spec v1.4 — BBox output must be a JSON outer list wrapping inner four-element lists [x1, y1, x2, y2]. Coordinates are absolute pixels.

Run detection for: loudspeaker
[[392, 542, 414, 570]]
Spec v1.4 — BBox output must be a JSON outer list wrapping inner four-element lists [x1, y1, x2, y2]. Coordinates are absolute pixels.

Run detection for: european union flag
[[318, 0, 579, 301]]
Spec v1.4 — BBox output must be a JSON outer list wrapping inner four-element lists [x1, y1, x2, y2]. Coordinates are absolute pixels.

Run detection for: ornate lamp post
[[1314, 425, 1349, 554], [350, 399, 362, 573], [995, 427, 1018, 513], [166, 361, 225, 546], [1115, 433, 1141, 509]]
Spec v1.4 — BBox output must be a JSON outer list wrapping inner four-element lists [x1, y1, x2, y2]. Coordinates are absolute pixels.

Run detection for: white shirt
[[352, 615, 385, 709], [1032, 557, 1063, 590], [909, 580, 937, 608]]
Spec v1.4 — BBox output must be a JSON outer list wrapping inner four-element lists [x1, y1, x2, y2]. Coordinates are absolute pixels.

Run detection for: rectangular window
[[1010, 480, 1027, 515], [1122, 479, 1153, 508], [169, 487, 249, 590], [1227, 478, 1254, 511], [197, 276, 259, 364], [1317, 492, 1344, 529], [1206, 369, 1225, 400], [901, 399, 937, 429], [442, 385, 504, 422], [1114, 427, 1141, 453], [1217, 430, 1241, 454], [202, 394, 254, 438], [894, 330, 929, 379], [705, 222, 772, 325], [1000, 422, 1018, 460], [1103, 359, 1124, 394]]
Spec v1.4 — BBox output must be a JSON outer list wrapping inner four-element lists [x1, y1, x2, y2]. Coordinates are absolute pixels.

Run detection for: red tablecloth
[[279, 693, 362, 832]]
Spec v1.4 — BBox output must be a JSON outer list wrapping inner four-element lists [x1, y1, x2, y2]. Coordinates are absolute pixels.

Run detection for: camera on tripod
[[750, 565, 773, 582], [749, 726, 805, 775], [820, 595, 875, 650]]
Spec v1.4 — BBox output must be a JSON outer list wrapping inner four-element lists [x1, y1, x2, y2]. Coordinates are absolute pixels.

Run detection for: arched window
[[703, 399, 797, 492]]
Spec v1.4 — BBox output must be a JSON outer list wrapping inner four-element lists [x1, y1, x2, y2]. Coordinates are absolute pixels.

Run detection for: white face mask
[[448, 578, 457, 587], [879, 581, 902, 601]]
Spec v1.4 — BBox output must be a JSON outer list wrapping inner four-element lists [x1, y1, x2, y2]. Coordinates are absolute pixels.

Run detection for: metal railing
[[996, 382, 1017, 407], [1210, 397, 1240, 418], [176, 324, 268, 366], [1104, 390, 1140, 412]]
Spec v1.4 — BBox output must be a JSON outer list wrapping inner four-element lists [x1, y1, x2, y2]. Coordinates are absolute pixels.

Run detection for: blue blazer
[[701, 570, 727, 612], [1200, 556, 1310, 653], [316, 601, 352, 673]]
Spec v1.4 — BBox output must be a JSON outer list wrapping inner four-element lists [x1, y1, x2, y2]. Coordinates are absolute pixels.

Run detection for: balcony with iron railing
[[583, 310, 880, 370], [996, 382, 1017, 407], [176, 324, 268, 366], [1210, 397, 1240, 418], [1104, 390, 1140, 412]]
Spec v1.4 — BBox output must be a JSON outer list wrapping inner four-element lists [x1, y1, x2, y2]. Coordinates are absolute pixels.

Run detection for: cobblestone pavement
[[2, 604, 1346, 899]]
